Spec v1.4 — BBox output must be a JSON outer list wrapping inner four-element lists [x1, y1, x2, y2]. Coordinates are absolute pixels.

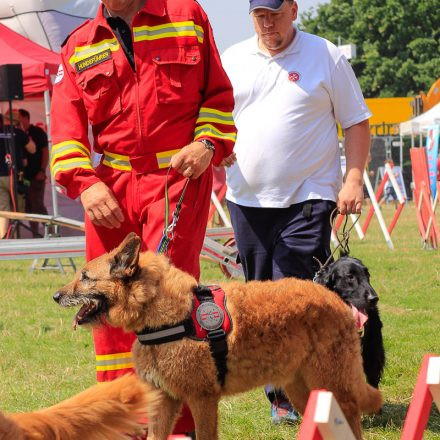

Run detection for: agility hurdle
[[0, 210, 85, 232], [0, 224, 243, 277], [201, 227, 243, 278], [401, 354, 440, 440], [335, 163, 408, 249], [0, 236, 86, 272], [297, 390, 356, 440], [332, 168, 393, 249], [361, 162, 406, 246], [410, 148, 439, 249]]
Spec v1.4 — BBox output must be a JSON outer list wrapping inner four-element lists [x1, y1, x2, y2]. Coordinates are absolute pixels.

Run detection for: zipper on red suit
[[132, 12, 144, 156]]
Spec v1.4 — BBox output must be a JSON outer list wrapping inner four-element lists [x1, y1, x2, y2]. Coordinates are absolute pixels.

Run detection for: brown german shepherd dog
[[54, 233, 382, 440], [0, 374, 156, 440]]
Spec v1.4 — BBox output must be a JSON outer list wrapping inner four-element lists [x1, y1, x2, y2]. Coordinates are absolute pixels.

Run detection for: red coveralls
[[50, 0, 236, 433]]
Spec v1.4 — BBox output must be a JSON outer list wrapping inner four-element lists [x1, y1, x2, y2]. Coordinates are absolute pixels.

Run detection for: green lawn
[[0, 203, 439, 439]]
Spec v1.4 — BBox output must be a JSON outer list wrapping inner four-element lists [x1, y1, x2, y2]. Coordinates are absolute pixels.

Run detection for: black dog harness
[[136, 285, 231, 386]]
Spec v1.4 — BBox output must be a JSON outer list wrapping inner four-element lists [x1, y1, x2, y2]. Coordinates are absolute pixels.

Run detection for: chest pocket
[[76, 59, 122, 125], [152, 46, 201, 104]]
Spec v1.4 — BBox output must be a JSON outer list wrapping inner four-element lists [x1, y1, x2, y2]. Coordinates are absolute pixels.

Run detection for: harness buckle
[[207, 328, 226, 341]]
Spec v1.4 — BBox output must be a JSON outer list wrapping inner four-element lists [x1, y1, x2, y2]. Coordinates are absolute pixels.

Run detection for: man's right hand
[[80, 182, 124, 229], [220, 152, 236, 167]]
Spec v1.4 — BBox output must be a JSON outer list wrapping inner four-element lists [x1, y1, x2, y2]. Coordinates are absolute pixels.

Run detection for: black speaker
[[0, 64, 24, 101]]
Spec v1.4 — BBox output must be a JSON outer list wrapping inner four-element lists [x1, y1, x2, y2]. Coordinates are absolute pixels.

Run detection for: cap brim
[[249, 2, 284, 13]]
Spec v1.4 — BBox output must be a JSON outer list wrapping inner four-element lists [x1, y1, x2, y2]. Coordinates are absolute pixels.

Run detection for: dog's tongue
[[351, 305, 368, 329], [71, 303, 91, 330]]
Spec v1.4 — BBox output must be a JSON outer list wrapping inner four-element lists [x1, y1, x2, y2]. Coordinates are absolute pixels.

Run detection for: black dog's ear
[[339, 250, 349, 258], [110, 233, 141, 279], [315, 267, 334, 289]]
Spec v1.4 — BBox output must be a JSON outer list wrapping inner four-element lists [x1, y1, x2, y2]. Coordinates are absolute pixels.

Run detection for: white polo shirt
[[221, 29, 371, 207]]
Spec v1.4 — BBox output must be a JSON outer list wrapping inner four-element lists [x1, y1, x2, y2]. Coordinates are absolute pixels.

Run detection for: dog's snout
[[53, 292, 62, 303], [367, 289, 379, 305]]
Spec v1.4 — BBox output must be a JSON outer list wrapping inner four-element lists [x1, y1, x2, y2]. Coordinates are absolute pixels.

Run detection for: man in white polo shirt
[[221, 0, 371, 424]]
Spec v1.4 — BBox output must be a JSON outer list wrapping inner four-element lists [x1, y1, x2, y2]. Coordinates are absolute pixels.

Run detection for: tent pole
[[44, 89, 59, 218], [400, 133, 403, 168]]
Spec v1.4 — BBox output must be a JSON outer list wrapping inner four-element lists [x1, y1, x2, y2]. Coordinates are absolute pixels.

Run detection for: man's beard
[[261, 34, 283, 51]]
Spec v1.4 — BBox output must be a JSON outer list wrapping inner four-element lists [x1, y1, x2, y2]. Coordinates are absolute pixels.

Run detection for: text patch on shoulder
[[75, 49, 111, 73]]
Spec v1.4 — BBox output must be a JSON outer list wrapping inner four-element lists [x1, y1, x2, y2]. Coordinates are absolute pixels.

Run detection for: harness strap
[[136, 318, 194, 345], [135, 284, 229, 387], [193, 285, 229, 387]]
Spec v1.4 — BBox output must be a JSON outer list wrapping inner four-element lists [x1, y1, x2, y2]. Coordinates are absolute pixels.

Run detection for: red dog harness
[[136, 285, 232, 386]]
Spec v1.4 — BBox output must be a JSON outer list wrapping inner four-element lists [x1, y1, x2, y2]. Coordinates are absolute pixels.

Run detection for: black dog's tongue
[[351, 304, 368, 329]]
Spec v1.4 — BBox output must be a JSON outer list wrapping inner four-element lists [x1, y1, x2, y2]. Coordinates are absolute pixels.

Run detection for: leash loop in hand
[[313, 208, 361, 281], [156, 167, 190, 255]]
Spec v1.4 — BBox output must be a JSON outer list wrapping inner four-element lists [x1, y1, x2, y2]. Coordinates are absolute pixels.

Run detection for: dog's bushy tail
[[0, 411, 25, 440], [359, 382, 383, 415], [7, 374, 159, 440]]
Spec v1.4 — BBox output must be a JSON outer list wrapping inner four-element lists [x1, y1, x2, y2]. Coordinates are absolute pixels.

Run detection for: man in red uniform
[[50, 0, 236, 435]]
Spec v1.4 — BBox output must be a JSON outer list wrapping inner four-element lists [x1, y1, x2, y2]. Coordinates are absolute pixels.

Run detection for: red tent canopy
[[0, 23, 60, 97]]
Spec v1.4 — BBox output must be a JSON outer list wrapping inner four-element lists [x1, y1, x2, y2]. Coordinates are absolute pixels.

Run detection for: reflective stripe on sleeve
[[194, 124, 237, 143], [196, 108, 235, 126], [50, 140, 90, 169], [51, 157, 94, 178]]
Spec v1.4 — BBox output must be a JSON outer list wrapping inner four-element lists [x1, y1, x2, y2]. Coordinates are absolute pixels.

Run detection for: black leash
[[156, 167, 190, 255], [313, 208, 361, 280]]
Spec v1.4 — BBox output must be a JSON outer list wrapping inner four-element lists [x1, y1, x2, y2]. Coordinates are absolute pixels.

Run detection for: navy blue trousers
[[227, 199, 336, 282], [227, 199, 336, 407]]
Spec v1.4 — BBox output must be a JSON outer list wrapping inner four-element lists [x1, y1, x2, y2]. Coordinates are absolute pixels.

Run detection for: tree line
[[299, 0, 439, 97]]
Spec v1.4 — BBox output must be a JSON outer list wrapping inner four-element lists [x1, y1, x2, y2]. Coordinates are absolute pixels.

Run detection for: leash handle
[[156, 168, 190, 255], [313, 208, 361, 279]]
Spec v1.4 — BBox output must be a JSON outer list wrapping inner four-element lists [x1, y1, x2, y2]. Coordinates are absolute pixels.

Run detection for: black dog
[[314, 256, 385, 388]]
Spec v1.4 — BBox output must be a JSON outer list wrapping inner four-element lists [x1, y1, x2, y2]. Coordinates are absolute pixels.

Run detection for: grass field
[[0, 203, 439, 439]]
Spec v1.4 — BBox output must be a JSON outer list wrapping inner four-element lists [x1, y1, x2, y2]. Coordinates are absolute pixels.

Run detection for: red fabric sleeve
[[50, 46, 101, 200], [193, 7, 237, 166]]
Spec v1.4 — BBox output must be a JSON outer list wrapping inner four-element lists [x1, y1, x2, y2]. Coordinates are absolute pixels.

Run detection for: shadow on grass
[[363, 402, 440, 432]]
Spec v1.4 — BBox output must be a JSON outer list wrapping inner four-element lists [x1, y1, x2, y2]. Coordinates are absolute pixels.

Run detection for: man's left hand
[[170, 141, 214, 179], [337, 179, 364, 215]]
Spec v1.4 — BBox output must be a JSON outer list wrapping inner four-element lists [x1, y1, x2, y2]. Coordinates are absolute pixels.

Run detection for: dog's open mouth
[[70, 296, 107, 330], [351, 304, 368, 330]]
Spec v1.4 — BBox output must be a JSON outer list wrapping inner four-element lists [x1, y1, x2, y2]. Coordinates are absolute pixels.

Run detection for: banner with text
[[426, 125, 439, 198]]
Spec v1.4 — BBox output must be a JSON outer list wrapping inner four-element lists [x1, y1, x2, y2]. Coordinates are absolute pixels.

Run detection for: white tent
[[400, 103, 440, 136], [0, 2, 99, 224], [0, 0, 99, 52]]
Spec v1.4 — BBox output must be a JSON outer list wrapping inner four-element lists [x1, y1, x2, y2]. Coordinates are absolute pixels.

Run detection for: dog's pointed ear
[[110, 233, 141, 279]]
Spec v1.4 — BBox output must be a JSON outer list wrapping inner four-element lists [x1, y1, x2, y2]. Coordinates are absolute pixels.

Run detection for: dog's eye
[[346, 274, 356, 283], [80, 271, 94, 282]]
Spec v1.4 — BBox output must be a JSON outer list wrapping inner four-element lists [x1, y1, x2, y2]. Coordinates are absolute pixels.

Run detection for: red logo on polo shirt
[[288, 71, 300, 82]]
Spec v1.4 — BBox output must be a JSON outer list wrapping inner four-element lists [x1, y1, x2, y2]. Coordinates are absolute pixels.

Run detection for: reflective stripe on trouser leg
[[93, 324, 136, 382]]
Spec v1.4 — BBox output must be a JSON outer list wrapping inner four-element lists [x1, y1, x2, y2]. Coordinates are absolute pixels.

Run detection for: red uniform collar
[[91, 0, 167, 42]]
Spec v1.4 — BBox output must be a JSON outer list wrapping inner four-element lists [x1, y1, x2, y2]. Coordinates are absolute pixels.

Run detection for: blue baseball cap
[[249, 0, 284, 13]]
